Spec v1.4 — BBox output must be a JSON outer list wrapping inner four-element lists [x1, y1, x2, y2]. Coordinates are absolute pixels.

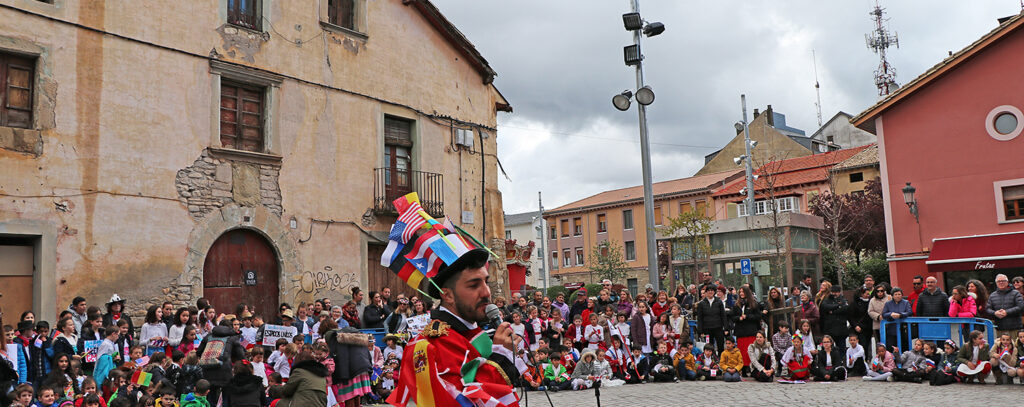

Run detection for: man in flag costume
[[381, 193, 525, 407], [386, 248, 526, 407]]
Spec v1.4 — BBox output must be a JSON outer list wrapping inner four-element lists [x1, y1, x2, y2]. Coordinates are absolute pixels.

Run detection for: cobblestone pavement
[[522, 378, 1024, 406]]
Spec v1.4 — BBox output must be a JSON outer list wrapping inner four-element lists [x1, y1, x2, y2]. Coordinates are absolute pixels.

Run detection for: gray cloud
[[431, 0, 1020, 213]]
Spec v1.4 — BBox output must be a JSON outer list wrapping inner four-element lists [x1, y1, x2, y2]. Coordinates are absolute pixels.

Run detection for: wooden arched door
[[203, 229, 280, 321]]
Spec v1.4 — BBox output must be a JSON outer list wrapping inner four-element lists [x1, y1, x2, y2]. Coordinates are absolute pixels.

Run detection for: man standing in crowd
[[699, 272, 715, 292], [69, 296, 88, 333], [569, 290, 588, 322], [532, 290, 544, 308], [863, 276, 875, 292], [819, 285, 849, 353], [389, 248, 525, 406], [915, 276, 948, 317], [907, 275, 925, 313], [695, 285, 727, 354], [798, 274, 813, 295], [986, 274, 1024, 338], [601, 280, 619, 303], [382, 287, 396, 311]]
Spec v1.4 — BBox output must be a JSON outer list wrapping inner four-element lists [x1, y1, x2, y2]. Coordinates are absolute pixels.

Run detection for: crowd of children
[[0, 294, 349, 407]]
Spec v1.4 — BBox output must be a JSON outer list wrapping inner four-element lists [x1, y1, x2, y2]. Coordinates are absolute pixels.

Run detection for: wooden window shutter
[[0, 53, 34, 129], [696, 200, 707, 216], [328, 0, 355, 29], [220, 82, 264, 152], [384, 117, 413, 147]]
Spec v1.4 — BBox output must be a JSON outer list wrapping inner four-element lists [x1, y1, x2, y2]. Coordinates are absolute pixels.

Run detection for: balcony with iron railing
[[373, 168, 444, 218]]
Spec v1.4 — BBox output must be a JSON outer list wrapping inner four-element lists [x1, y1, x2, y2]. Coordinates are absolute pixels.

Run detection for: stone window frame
[[319, 0, 369, 41], [208, 60, 283, 164], [0, 35, 54, 157], [378, 106, 421, 173], [994, 178, 1024, 224], [219, 0, 272, 34]]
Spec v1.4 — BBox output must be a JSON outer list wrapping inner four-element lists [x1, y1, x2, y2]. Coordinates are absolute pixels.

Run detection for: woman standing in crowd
[[850, 287, 873, 359], [797, 291, 820, 339], [967, 280, 990, 320], [101, 295, 134, 337], [814, 281, 832, 307], [731, 286, 761, 373], [949, 285, 977, 317], [762, 287, 786, 334], [361, 291, 388, 330], [882, 288, 912, 349], [544, 308, 567, 347], [51, 317, 78, 360], [167, 307, 191, 350], [867, 284, 891, 343]]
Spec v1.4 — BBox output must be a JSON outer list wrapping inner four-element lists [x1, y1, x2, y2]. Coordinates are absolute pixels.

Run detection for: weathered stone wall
[[0, 0, 509, 323]]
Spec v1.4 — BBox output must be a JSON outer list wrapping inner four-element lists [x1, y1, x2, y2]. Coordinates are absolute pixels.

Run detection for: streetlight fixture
[[902, 182, 919, 222], [612, 0, 665, 292]]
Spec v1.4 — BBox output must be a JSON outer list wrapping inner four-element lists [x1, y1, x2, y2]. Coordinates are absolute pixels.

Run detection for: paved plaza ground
[[522, 377, 1024, 406]]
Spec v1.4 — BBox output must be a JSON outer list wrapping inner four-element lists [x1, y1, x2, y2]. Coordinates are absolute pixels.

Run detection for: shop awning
[[926, 231, 1024, 273]]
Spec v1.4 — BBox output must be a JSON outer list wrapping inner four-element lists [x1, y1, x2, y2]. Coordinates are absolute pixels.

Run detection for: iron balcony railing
[[373, 168, 444, 218]]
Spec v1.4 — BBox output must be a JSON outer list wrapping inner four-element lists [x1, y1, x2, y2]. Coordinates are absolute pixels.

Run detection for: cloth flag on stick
[[131, 370, 153, 387], [382, 235, 428, 291], [393, 194, 427, 243]]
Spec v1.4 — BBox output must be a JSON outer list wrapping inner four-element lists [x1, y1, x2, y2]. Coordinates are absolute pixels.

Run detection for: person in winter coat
[[51, 317, 79, 362], [797, 292, 820, 339], [629, 301, 654, 355], [948, 285, 977, 318], [730, 286, 761, 370], [892, 338, 928, 383], [360, 291, 389, 330], [812, 335, 846, 382], [956, 330, 992, 383], [915, 277, 949, 317], [866, 285, 891, 344], [195, 320, 245, 406], [223, 361, 265, 407], [695, 285, 727, 355], [818, 285, 849, 353], [747, 331, 776, 382], [863, 344, 895, 381], [882, 288, 913, 350], [986, 274, 1024, 337], [278, 351, 327, 407], [101, 295, 135, 339], [570, 350, 601, 390], [849, 288, 873, 361]]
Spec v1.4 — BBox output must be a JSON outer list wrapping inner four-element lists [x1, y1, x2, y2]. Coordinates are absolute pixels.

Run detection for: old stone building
[[0, 0, 510, 322]]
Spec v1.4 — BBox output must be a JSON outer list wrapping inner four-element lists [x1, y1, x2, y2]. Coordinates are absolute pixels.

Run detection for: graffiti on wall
[[293, 265, 358, 298]]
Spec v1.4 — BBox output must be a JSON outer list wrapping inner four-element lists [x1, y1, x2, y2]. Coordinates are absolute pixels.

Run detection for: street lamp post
[[613, 0, 665, 292]]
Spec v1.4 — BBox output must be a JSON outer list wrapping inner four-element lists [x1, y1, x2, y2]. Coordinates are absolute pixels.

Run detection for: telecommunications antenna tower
[[865, 1, 899, 96], [812, 50, 823, 127]]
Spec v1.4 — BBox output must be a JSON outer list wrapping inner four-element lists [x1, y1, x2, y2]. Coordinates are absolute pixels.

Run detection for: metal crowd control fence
[[880, 317, 994, 351]]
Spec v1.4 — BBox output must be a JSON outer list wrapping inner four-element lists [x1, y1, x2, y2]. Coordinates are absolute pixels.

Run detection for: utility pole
[[630, 0, 660, 293], [537, 191, 548, 291]]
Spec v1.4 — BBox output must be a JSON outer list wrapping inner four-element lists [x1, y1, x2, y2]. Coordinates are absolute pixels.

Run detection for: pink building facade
[[853, 14, 1024, 290]]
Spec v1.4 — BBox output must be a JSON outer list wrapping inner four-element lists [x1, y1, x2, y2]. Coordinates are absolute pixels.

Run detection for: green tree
[[588, 240, 630, 284], [662, 209, 717, 287]]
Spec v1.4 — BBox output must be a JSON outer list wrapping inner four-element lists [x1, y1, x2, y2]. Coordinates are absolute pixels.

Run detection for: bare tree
[[746, 153, 791, 291], [663, 209, 717, 287]]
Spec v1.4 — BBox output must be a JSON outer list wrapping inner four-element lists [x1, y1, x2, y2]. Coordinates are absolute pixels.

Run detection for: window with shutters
[[654, 205, 663, 226], [563, 250, 571, 267], [220, 82, 265, 152], [383, 116, 414, 201], [625, 241, 636, 261], [573, 217, 582, 236], [597, 214, 607, 233], [576, 248, 584, 266], [695, 200, 707, 216], [560, 219, 569, 237], [680, 202, 692, 214], [327, 0, 356, 30], [622, 209, 634, 230], [549, 226, 556, 240], [0, 53, 35, 129], [227, 0, 261, 30]]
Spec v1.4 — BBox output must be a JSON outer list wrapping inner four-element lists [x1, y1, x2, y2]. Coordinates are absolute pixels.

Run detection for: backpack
[[198, 336, 231, 368]]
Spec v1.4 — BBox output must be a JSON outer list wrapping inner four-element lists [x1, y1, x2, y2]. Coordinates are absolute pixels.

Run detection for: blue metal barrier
[[880, 317, 994, 350], [360, 328, 388, 349]]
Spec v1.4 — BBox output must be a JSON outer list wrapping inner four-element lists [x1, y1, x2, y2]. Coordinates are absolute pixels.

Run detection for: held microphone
[[485, 304, 503, 332]]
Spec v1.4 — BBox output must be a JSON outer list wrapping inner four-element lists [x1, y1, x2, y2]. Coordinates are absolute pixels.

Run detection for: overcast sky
[[432, 0, 1020, 214]]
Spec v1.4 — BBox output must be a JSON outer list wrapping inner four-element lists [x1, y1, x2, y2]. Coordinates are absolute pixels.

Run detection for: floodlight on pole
[[635, 86, 655, 105], [612, 91, 633, 111]]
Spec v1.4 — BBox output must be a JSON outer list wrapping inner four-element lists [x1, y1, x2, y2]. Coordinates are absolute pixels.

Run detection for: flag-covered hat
[[380, 193, 494, 300], [426, 248, 491, 298]]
